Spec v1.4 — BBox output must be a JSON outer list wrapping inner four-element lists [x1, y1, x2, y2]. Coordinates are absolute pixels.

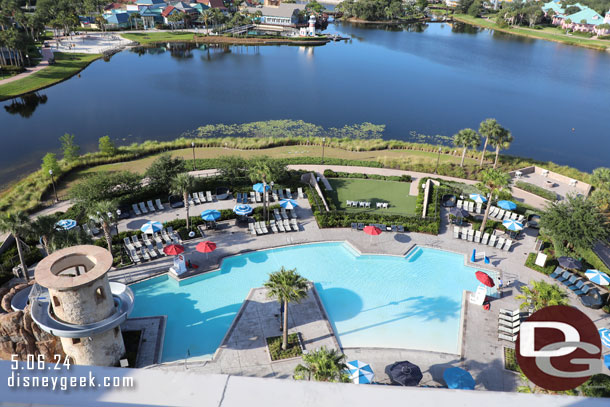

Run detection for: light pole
[[434, 147, 442, 174], [116, 209, 121, 235], [49, 169, 58, 203], [191, 141, 196, 171], [322, 137, 326, 164], [269, 181, 274, 223]]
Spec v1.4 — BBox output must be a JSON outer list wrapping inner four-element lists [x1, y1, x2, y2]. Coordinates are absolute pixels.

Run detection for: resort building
[[542, 1, 610, 35], [246, 3, 303, 26], [103, 12, 131, 29]]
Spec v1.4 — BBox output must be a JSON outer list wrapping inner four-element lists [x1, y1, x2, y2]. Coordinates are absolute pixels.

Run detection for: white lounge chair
[[248, 222, 257, 235], [489, 207, 499, 218], [453, 226, 460, 239], [498, 333, 518, 342], [476, 203, 482, 214], [503, 239, 512, 251], [496, 237, 505, 249], [192, 193, 201, 205], [140, 247, 150, 261], [206, 191, 213, 201], [298, 187, 304, 198], [250, 191, 256, 203], [131, 235, 142, 248], [139, 202, 148, 214], [277, 219, 285, 232], [273, 190, 279, 201], [161, 229, 172, 244], [467, 229, 474, 242], [155, 199, 164, 211], [510, 212, 518, 220], [496, 209, 505, 220], [469, 286, 487, 305], [198, 192, 206, 203], [129, 249, 140, 264], [123, 237, 134, 251], [481, 233, 490, 245], [147, 200, 156, 212], [260, 222, 268, 234], [270, 220, 278, 233], [474, 231, 481, 243], [457, 200, 463, 209], [503, 211, 512, 221], [488, 234, 497, 247], [283, 219, 291, 231], [499, 309, 520, 317], [256, 192, 262, 203], [467, 201, 475, 212], [461, 227, 469, 240], [498, 325, 520, 335], [286, 188, 292, 199], [499, 313, 520, 323], [132, 203, 142, 216], [291, 218, 299, 231]]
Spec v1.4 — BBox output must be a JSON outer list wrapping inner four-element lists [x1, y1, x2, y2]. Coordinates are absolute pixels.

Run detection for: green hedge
[[524, 252, 558, 276], [515, 181, 557, 201], [322, 169, 412, 183]]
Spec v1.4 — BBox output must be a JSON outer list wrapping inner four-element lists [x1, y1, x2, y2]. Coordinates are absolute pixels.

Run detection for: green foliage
[[322, 169, 412, 183], [59, 133, 80, 163], [579, 374, 610, 398], [467, 0, 483, 17], [516, 280, 569, 311], [515, 181, 558, 201], [524, 252, 558, 275], [41, 152, 61, 176], [266, 334, 303, 361], [247, 156, 288, 184], [216, 156, 248, 178], [145, 154, 187, 194], [504, 347, 519, 372], [336, 0, 425, 21], [294, 347, 349, 382], [69, 171, 143, 204], [98, 135, 117, 156]]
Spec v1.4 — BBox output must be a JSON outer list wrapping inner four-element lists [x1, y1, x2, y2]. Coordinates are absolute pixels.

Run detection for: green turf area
[[121, 32, 195, 45], [0, 53, 101, 100], [327, 178, 416, 215]]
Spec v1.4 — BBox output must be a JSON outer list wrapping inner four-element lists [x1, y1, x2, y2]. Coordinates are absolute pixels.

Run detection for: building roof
[[207, 0, 227, 9], [566, 7, 604, 24], [139, 5, 164, 15], [104, 12, 131, 24], [542, 1, 564, 14], [161, 5, 176, 16], [136, 0, 166, 5], [246, 3, 301, 18], [172, 1, 197, 12]]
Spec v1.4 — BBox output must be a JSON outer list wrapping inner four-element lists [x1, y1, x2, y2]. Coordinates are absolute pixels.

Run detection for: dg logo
[[516, 305, 605, 391]]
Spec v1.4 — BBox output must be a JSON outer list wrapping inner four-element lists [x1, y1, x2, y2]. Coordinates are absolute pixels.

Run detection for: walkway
[[0, 48, 54, 86]]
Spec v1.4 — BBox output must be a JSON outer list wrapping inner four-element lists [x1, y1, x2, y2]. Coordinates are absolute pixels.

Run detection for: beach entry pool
[[130, 243, 484, 362]]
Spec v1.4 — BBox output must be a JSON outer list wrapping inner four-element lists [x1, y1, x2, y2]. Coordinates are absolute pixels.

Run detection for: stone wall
[[0, 283, 65, 362]]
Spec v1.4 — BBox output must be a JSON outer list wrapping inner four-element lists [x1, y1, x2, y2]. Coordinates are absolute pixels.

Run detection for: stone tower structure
[[34, 245, 125, 366]]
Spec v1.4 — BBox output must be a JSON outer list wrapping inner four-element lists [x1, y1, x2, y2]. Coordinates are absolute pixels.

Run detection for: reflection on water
[[4, 93, 48, 118]]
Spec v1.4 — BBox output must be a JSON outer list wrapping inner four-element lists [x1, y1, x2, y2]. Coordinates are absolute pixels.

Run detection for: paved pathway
[[0, 48, 54, 86]]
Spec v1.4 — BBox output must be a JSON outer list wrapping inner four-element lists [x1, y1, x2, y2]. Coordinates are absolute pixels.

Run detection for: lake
[[2, 21, 609, 187]]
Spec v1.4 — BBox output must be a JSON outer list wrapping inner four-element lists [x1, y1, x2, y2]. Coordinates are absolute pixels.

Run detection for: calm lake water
[[2, 22, 609, 186]]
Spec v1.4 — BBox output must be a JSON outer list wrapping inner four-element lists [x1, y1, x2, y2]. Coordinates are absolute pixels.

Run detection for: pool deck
[[110, 196, 610, 391]]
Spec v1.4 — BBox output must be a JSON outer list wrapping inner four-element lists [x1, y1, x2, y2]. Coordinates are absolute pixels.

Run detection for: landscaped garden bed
[[266, 333, 303, 361], [514, 181, 557, 202], [503, 347, 519, 372]]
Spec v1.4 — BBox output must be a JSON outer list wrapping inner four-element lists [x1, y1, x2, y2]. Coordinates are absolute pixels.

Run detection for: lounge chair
[[474, 231, 481, 243], [146, 200, 155, 212], [129, 249, 140, 264], [291, 218, 299, 231], [499, 318, 521, 328], [132, 235, 142, 248], [132, 203, 142, 216], [156, 240, 164, 253], [476, 203, 483, 214], [488, 234, 497, 247], [248, 223, 256, 235], [575, 285, 592, 297], [205, 191, 212, 201], [273, 190, 279, 201], [142, 234, 152, 247], [281, 208, 289, 220], [298, 187, 304, 198], [137, 202, 147, 214], [461, 227, 469, 240], [489, 207, 499, 218], [569, 279, 586, 292], [155, 199, 164, 211], [249, 191, 255, 203], [357, 223, 364, 230], [469, 286, 487, 305], [397, 225, 404, 233], [453, 226, 460, 239], [467, 229, 474, 242], [562, 274, 580, 287], [236, 192, 242, 203], [391, 225, 398, 232], [498, 333, 518, 342], [498, 325, 520, 335], [496, 237, 505, 249], [279, 189, 285, 199], [499, 313, 520, 323], [140, 247, 150, 261], [269, 220, 278, 233], [197, 192, 206, 203], [161, 229, 172, 244], [124, 237, 134, 251], [481, 233, 490, 245], [82, 224, 92, 236], [254, 222, 263, 235], [153, 233, 163, 245], [277, 219, 285, 232], [193, 193, 201, 205], [517, 214, 525, 223], [467, 201, 475, 212], [457, 200, 463, 209], [549, 267, 565, 279], [503, 239, 512, 251], [496, 209, 505, 220], [283, 219, 291, 231], [556, 270, 572, 282], [510, 212, 518, 220], [261, 222, 269, 234], [499, 309, 520, 317], [256, 192, 262, 203], [504, 211, 513, 221]]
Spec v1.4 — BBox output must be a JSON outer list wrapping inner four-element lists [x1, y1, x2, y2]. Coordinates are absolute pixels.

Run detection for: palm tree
[[249, 159, 273, 222], [0, 212, 31, 280], [488, 125, 513, 169], [264, 267, 309, 350], [478, 118, 503, 168], [516, 280, 568, 312], [476, 169, 511, 235], [30, 214, 58, 256], [453, 128, 480, 168], [294, 347, 349, 382], [88, 200, 118, 257], [171, 173, 194, 230], [201, 9, 212, 31], [129, 12, 141, 30]]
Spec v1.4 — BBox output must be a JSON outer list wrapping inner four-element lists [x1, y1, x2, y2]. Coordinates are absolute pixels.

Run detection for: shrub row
[[514, 181, 557, 201], [322, 169, 412, 183]]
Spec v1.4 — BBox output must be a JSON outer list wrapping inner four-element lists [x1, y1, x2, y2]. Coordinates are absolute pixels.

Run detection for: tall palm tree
[[489, 126, 513, 169], [478, 118, 503, 168], [171, 173, 194, 230], [476, 169, 511, 235], [88, 200, 118, 257], [30, 214, 58, 256], [264, 267, 309, 350], [249, 159, 272, 222], [516, 280, 568, 312], [294, 347, 349, 382], [0, 212, 31, 280], [452, 128, 480, 168]]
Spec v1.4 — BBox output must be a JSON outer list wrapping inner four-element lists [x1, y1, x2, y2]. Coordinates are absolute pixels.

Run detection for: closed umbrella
[[475, 271, 494, 287], [585, 269, 610, 286], [497, 200, 517, 210], [279, 199, 299, 210], [557, 256, 582, 270], [346, 360, 375, 384], [55, 219, 77, 230], [502, 219, 524, 231], [140, 221, 163, 234], [163, 244, 184, 256], [599, 328, 610, 348], [233, 204, 253, 216], [387, 361, 423, 386], [252, 183, 270, 193], [443, 367, 475, 390], [469, 194, 487, 204], [200, 209, 221, 221]]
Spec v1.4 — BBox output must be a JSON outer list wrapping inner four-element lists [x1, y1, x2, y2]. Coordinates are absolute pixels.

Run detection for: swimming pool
[[130, 242, 484, 362]]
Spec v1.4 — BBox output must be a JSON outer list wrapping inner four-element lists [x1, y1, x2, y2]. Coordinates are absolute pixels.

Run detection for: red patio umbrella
[[363, 225, 382, 243], [475, 271, 495, 287], [196, 241, 217, 253], [163, 244, 184, 256]]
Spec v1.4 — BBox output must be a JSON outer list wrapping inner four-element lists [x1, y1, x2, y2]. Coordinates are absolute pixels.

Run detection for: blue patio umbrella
[[252, 183, 270, 193], [279, 199, 299, 210], [502, 219, 524, 231], [497, 200, 517, 210], [140, 221, 163, 234], [605, 354, 610, 371], [585, 269, 610, 286], [233, 204, 253, 216], [599, 328, 610, 348], [200, 209, 221, 221], [346, 360, 375, 384], [55, 219, 77, 230], [469, 194, 487, 204], [443, 367, 475, 390]]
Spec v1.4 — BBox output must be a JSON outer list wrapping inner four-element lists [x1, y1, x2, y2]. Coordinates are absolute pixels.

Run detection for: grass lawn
[[453, 14, 610, 51], [327, 178, 416, 215], [120, 32, 195, 45], [0, 53, 101, 100]]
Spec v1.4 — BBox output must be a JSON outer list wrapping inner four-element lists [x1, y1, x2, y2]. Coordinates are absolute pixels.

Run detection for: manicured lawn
[[121, 32, 195, 45], [453, 14, 610, 51], [327, 178, 416, 215], [0, 52, 101, 100]]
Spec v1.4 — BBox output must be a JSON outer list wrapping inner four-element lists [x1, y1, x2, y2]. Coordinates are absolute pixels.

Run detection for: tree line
[[336, 0, 428, 22]]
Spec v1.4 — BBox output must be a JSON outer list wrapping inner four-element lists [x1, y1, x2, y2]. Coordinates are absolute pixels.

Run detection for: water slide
[[28, 282, 135, 338]]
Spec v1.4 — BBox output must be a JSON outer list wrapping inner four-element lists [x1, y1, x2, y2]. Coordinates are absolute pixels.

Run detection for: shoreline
[[192, 35, 330, 46], [343, 17, 429, 25]]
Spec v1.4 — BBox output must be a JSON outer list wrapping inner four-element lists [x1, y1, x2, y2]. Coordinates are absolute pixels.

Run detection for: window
[[95, 287, 106, 304], [52, 296, 61, 307], [72, 338, 81, 345]]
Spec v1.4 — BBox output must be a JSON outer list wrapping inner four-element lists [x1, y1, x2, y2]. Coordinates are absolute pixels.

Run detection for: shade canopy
[[200, 209, 221, 221], [449, 207, 469, 218], [443, 367, 475, 390], [163, 244, 184, 256], [140, 221, 163, 234], [585, 269, 610, 286], [558, 256, 582, 270], [387, 361, 423, 386], [233, 204, 253, 216], [252, 183, 270, 193], [599, 328, 610, 348], [196, 241, 217, 253], [346, 360, 375, 384], [475, 271, 494, 287], [55, 219, 77, 230], [497, 200, 517, 210], [363, 226, 382, 236], [469, 194, 487, 204], [502, 219, 524, 231], [279, 199, 299, 210]]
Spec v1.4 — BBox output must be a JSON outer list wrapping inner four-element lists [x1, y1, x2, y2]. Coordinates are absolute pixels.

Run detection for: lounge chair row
[[351, 223, 405, 233], [248, 219, 299, 235], [189, 191, 214, 206], [132, 199, 165, 216], [550, 267, 597, 297], [453, 227, 513, 251], [498, 308, 525, 342], [457, 200, 483, 214], [274, 208, 297, 221], [123, 227, 181, 263], [488, 206, 525, 223], [347, 201, 371, 208]]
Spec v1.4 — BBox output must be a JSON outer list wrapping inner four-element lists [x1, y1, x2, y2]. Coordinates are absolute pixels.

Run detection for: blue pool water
[[130, 243, 483, 362]]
